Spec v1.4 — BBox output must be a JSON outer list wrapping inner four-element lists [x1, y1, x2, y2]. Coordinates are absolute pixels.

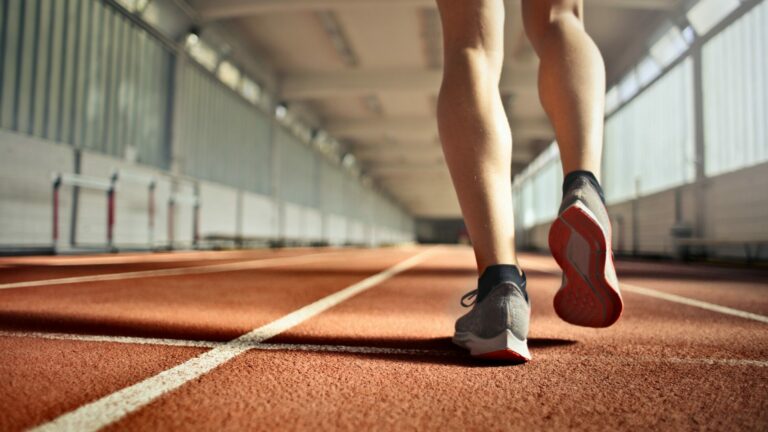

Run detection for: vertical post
[[192, 184, 200, 249], [345, 181, 353, 246], [148, 180, 156, 247], [235, 189, 243, 248], [632, 177, 640, 256], [52, 174, 61, 250], [691, 45, 707, 240], [107, 172, 117, 251], [168, 44, 185, 176], [269, 113, 283, 246], [317, 155, 327, 245], [168, 194, 175, 250], [193, 201, 200, 248], [69, 149, 81, 247]]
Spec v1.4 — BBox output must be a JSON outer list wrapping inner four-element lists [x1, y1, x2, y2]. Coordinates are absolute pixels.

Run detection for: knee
[[437, 0, 505, 75], [442, 45, 504, 81], [522, 0, 583, 52]]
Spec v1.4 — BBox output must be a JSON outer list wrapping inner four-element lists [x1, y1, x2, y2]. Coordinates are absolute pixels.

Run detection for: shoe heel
[[453, 330, 531, 362]]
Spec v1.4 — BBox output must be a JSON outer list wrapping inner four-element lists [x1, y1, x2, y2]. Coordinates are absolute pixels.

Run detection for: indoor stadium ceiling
[[186, 0, 678, 218]]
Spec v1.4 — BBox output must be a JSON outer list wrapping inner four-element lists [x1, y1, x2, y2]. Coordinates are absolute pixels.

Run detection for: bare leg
[[522, 0, 606, 177], [523, 0, 623, 328], [436, 0, 516, 274]]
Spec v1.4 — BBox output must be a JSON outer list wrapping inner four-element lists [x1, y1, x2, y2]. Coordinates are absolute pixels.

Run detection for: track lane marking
[[0, 249, 366, 290], [522, 262, 768, 324], [619, 282, 768, 324], [0, 250, 286, 266], [3, 330, 766, 368], [29, 248, 437, 432], [0, 330, 445, 356], [0, 330, 221, 349]]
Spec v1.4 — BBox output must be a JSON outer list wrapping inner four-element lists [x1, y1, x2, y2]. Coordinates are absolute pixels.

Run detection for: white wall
[[349, 220, 366, 245], [170, 179, 197, 248], [705, 162, 768, 245], [520, 162, 768, 260], [241, 192, 276, 239], [0, 131, 415, 251], [282, 202, 304, 241], [326, 213, 347, 245], [199, 181, 238, 238], [0, 131, 73, 248], [304, 208, 323, 242]]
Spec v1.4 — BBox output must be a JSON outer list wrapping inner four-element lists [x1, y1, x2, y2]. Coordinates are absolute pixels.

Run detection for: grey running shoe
[[452, 281, 531, 361], [549, 176, 623, 328]]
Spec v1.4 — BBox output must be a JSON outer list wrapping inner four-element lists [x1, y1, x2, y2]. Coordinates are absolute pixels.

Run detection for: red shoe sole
[[474, 349, 529, 363], [549, 203, 623, 328]]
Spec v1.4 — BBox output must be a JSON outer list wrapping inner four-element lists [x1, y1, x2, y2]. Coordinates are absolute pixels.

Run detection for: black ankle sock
[[477, 264, 527, 303], [562, 170, 605, 204]]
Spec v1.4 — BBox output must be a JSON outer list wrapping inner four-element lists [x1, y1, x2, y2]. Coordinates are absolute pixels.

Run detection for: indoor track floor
[[1, 246, 766, 431]]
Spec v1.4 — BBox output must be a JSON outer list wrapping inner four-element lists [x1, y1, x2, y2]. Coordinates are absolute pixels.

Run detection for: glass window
[[512, 142, 561, 228], [702, 0, 768, 176], [687, 0, 740, 36], [636, 56, 662, 87], [240, 77, 261, 104], [603, 59, 695, 203], [113, 0, 150, 13], [605, 86, 621, 114], [0, 0, 170, 168], [650, 25, 689, 67], [217, 60, 241, 90], [185, 34, 218, 71], [618, 71, 640, 102]]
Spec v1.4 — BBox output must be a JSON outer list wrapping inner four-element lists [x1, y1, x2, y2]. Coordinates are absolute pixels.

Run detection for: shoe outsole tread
[[549, 202, 623, 328]]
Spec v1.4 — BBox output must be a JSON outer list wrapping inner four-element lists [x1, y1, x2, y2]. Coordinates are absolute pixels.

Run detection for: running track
[[0, 246, 766, 431]]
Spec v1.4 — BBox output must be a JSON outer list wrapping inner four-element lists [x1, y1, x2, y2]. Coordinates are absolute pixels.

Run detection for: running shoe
[[548, 176, 623, 327], [453, 281, 531, 362]]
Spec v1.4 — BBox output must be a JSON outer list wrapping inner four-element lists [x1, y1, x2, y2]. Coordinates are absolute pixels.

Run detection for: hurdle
[[52, 173, 116, 252], [168, 190, 200, 250], [113, 169, 157, 248]]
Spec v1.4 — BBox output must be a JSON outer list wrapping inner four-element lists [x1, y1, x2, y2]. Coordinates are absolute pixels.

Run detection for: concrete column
[[691, 46, 707, 239], [269, 115, 283, 242]]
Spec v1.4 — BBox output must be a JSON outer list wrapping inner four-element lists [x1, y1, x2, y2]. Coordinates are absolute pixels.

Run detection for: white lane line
[[540, 354, 768, 368], [251, 342, 449, 357], [0, 250, 357, 290], [521, 262, 768, 325], [0, 250, 282, 266], [0, 330, 221, 349], [29, 248, 436, 432], [656, 356, 768, 368], [3, 330, 766, 368], [620, 283, 768, 324], [0, 330, 447, 356]]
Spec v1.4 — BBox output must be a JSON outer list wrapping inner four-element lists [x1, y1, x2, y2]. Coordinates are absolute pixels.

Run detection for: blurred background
[[0, 0, 765, 263]]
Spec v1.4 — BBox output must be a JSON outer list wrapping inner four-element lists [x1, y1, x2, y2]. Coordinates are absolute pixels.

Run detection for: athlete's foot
[[549, 172, 623, 328], [453, 269, 531, 362]]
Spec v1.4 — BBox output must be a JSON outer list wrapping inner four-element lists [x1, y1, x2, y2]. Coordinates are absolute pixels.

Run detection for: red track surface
[[0, 246, 766, 431]]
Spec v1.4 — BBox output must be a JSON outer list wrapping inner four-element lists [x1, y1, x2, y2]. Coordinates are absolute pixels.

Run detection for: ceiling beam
[[199, 0, 430, 21], [281, 68, 537, 100], [348, 137, 438, 148], [355, 143, 537, 165], [328, 117, 434, 137], [199, 0, 677, 21], [354, 146, 443, 158], [591, 0, 677, 10], [327, 116, 552, 141], [367, 164, 449, 177]]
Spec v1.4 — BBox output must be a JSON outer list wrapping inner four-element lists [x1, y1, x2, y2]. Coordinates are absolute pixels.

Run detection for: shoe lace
[[460, 281, 527, 308], [460, 289, 478, 307]]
